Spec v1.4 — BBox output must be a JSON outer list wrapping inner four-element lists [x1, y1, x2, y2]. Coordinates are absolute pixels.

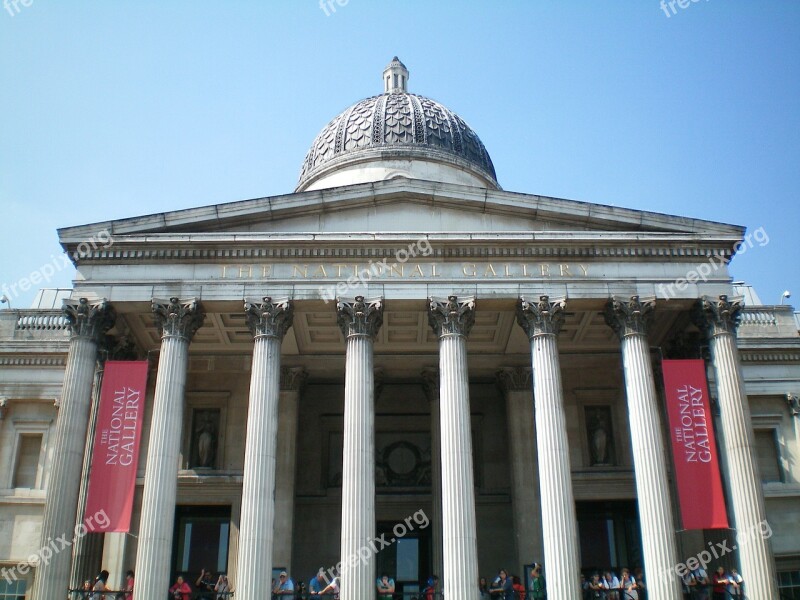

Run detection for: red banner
[[662, 359, 728, 530], [84, 361, 148, 532]]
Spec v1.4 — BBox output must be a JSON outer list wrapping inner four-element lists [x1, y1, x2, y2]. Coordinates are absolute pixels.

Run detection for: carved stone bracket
[[693, 294, 744, 338], [62, 298, 115, 344], [787, 394, 800, 418], [428, 295, 475, 338], [152, 297, 205, 342], [496, 367, 533, 394], [245, 296, 294, 340], [280, 366, 308, 392], [604, 295, 656, 339], [336, 295, 384, 339], [516, 295, 566, 338], [0, 397, 7, 420]]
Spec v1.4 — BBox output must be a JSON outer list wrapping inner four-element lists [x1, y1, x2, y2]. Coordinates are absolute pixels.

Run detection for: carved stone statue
[[194, 411, 218, 468], [587, 408, 613, 466]]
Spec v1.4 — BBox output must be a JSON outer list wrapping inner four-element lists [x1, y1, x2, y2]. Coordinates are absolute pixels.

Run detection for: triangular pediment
[[59, 177, 744, 243]]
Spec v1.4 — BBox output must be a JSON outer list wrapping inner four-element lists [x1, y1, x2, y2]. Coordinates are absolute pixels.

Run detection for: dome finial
[[383, 56, 409, 94]]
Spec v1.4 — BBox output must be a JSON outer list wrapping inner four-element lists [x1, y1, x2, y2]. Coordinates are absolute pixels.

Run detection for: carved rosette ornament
[[280, 366, 308, 392], [62, 297, 116, 343], [152, 297, 205, 341], [496, 367, 533, 394], [428, 295, 475, 338], [336, 295, 384, 339], [245, 297, 293, 340], [516, 295, 566, 338], [693, 294, 744, 338], [604, 295, 656, 339]]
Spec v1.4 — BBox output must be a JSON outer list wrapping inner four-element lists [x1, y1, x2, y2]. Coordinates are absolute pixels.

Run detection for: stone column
[[516, 297, 580, 600], [605, 296, 681, 600], [336, 296, 383, 600], [428, 295, 479, 600], [694, 295, 778, 598], [101, 533, 128, 592], [496, 366, 544, 569], [235, 297, 294, 600], [273, 367, 307, 572], [134, 298, 204, 600], [421, 369, 444, 582], [32, 298, 114, 600], [69, 363, 107, 590]]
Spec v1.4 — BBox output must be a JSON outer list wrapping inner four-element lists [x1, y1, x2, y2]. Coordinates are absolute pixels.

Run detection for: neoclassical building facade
[[1, 58, 799, 600]]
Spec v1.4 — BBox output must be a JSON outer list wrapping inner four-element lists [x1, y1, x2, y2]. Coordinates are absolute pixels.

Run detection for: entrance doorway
[[375, 520, 433, 597], [172, 505, 232, 580], [577, 500, 643, 573]]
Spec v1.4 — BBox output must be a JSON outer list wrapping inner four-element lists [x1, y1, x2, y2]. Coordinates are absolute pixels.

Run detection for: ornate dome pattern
[[297, 92, 497, 189]]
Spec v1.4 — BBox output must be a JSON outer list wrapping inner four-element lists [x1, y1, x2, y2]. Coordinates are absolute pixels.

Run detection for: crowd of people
[[71, 561, 747, 599]]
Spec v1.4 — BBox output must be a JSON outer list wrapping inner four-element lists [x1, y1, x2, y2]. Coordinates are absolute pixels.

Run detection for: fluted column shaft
[[33, 299, 114, 600], [497, 368, 544, 571], [337, 296, 383, 600], [516, 297, 580, 600], [606, 296, 681, 600], [236, 298, 293, 600], [135, 298, 204, 600], [429, 296, 479, 600], [69, 365, 106, 590], [422, 369, 444, 583], [273, 368, 306, 572], [696, 296, 777, 598]]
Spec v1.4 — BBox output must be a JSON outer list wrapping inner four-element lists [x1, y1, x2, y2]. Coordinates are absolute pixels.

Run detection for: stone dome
[[296, 58, 498, 192]]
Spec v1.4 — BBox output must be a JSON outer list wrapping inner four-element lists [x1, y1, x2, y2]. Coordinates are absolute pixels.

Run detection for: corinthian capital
[[336, 295, 383, 339], [693, 294, 744, 337], [428, 295, 475, 338], [152, 297, 205, 342], [62, 297, 116, 344], [280, 366, 308, 392], [496, 367, 533, 394], [604, 295, 656, 339], [516, 295, 566, 338], [245, 297, 293, 340]]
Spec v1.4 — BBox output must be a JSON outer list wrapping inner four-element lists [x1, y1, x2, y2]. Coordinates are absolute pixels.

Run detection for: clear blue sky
[[1, 1, 798, 309]]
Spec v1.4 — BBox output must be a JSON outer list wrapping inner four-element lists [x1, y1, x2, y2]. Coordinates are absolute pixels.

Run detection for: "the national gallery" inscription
[[220, 262, 590, 280]]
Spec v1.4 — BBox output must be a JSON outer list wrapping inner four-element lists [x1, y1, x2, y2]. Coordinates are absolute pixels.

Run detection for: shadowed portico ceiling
[[124, 303, 681, 357]]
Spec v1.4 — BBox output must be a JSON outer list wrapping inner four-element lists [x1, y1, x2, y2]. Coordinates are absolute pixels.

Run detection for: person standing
[[169, 575, 192, 600], [92, 570, 110, 600], [376, 573, 395, 599], [529, 563, 546, 600], [196, 568, 215, 600], [620, 568, 638, 600], [214, 574, 229, 600], [422, 575, 439, 600], [711, 567, 730, 600], [123, 570, 134, 600], [273, 571, 295, 595], [479, 577, 490, 599], [489, 569, 514, 600]]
